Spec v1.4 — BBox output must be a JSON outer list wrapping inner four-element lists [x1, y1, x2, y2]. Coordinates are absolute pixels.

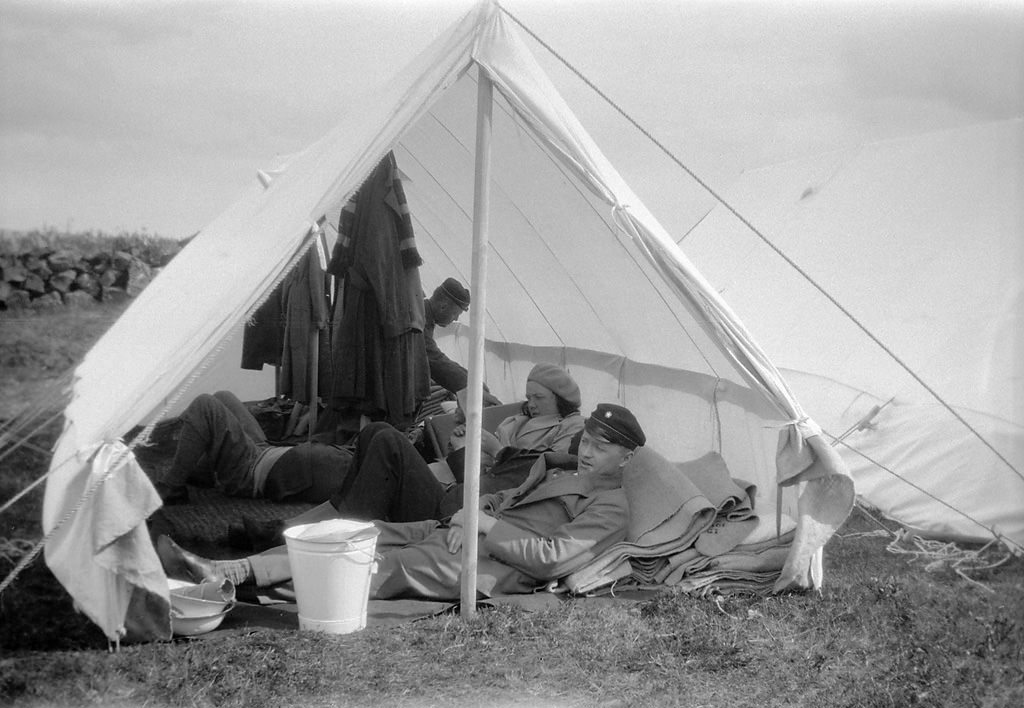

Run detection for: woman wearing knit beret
[[489, 363, 583, 454], [448, 363, 584, 492]]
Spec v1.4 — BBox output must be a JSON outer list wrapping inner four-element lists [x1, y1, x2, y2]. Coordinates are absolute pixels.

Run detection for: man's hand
[[446, 509, 465, 553], [449, 423, 467, 452], [445, 511, 496, 553], [445, 524, 465, 554]]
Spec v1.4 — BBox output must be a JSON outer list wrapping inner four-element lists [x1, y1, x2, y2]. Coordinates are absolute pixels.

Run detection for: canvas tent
[[683, 118, 1024, 553], [41, 1, 853, 642]]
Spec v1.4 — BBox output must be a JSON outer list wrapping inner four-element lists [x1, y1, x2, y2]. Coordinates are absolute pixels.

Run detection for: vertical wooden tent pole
[[308, 328, 319, 434], [459, 67, 493, 617]]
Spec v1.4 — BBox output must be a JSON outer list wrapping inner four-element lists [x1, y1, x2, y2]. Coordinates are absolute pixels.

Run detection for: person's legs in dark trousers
[[158, 392, 263, 502], [263, 444, 355, 504], [212, 390, 267, 442], [330, 422, 449, 522], [240, 423, 454, 551]]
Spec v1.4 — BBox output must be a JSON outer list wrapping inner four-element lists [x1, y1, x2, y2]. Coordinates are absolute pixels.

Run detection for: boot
[[243, 516, 287, 552], [156, 535, 224, 584]]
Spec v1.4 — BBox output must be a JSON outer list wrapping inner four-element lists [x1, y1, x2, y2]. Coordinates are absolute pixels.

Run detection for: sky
[[0, 0, 1022, 239]]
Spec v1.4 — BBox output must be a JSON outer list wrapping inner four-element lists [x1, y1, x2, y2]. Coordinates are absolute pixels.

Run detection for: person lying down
[[157, 404, 647, 601]]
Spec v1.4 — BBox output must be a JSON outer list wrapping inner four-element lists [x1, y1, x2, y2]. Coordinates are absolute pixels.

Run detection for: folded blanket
[[627, 556, 669, 584], [571, 557, 633, 593], [709, 545, 793, 574], [673, 569, 783, 598], [693, 516, 759, 557], [623, 448, 718, 547], [654, 547, 704, 584], [565, 448, 759, 594], [659, 540, 794, 586]]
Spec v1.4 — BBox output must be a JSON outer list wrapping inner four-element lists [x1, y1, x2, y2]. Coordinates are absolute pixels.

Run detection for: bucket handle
[[330, 530, 382, 564], [331, 544, 381, 564], [294, 528, 381, 563]]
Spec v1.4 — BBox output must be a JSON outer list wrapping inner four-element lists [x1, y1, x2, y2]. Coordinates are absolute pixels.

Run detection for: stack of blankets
[[565, 447, 796, 597]]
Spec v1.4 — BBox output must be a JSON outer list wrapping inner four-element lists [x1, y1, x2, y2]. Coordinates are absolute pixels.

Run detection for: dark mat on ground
[[147, 486, 315, 559], [130, 418, 315, 558]]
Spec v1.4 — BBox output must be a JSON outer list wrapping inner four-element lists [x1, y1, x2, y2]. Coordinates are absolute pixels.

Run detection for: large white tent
[[685, 118, 1024, 551], [41, 2, 852, 641]]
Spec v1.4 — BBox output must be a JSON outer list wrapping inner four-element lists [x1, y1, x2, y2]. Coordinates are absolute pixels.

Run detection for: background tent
[[41, 2, 851, 641], [683, 118, 1024, 551]]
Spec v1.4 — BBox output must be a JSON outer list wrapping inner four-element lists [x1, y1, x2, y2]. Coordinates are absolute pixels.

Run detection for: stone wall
[[0, 232, 186, 310]]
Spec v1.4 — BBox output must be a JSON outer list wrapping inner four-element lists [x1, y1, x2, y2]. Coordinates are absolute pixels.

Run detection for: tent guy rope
[[827, 431, 1021, 555], [0, 230, 326, 596], [0, 443, 133, 596]]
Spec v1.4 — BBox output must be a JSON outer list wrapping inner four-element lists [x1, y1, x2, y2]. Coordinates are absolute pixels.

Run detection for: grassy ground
[[1, 303, 1022, 708]]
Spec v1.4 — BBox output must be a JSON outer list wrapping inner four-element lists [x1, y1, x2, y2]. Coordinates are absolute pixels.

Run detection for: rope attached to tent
[[0, 473, 46, 518], [0, 228, 324, 598], [824, 429, 1021, 555], [498, 3, 1022, 486], [0, 443, 134, 597], [0, 374, 76, 592], [836, 505, 1013, 592], [0, 314, 250, 596], [0, 538, 35, 564], [0, 372, 71, 452], [1, 320, 248, 597], [0, 408, 65, 469], [885, 530, 1012, 594]]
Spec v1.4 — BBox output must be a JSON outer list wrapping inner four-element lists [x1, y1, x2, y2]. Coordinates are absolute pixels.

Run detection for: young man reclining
[[155, 388, 512, 540], [154, 390, 354, 505], [156, 403, 646, 600]]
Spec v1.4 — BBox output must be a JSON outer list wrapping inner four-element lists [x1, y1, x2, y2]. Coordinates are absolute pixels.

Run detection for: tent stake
[[460, 67, 493, 617]]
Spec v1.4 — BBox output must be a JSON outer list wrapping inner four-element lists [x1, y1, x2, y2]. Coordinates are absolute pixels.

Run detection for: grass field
[[1, 302, 1022, 708]]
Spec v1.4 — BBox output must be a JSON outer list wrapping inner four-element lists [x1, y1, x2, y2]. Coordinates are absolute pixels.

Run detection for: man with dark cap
[[156, 403, 646, 600], [423, 278, 501, 406]]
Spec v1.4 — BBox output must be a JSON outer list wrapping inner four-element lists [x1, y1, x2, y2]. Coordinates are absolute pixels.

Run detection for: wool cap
[[437, 277, 471, 310], [527, 363, 581, 408], [584, 403, 646, 450]]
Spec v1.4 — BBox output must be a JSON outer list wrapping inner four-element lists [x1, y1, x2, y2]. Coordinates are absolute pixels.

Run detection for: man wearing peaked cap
[[423, 277, 500, 405], [584, 403, 646, 450], [157, 402, 646, 601]]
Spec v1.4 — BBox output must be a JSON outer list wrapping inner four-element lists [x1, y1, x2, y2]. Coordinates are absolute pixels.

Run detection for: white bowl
[[168, 578, 236, 617], [171, 604, 235, 636]]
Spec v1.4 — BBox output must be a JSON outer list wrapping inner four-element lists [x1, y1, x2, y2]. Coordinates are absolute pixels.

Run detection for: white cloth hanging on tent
[[44, 440, 169, 642]]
